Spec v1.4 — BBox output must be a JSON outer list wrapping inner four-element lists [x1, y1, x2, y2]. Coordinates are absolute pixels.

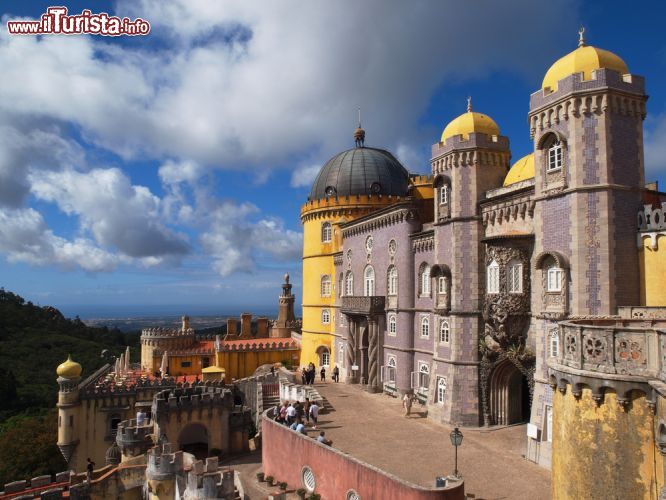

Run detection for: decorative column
[[367, 317, 379, 392], [346, 318, 358, 384]]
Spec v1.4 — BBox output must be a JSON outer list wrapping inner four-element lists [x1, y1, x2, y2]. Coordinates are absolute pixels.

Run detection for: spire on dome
[[467, 96, 472, 113], [354, 107, 365, 147], [578, 26, 586, 47]]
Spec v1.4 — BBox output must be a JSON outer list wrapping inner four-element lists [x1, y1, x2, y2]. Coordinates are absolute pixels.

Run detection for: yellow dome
[[503, 153, 535, 186], [57, 355, 82, 379], [542, 45, 628, 91], [441, 110, 500, 142]]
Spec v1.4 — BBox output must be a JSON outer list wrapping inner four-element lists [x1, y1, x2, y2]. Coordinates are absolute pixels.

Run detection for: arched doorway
[[489, 359, 530, 425], [316, 346, 330, 368], [178, 423, 208, 459]]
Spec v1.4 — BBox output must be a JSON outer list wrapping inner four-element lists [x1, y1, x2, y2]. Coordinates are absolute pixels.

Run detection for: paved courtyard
[[229, 379, 551, 499], [310, 380, 550, 500]]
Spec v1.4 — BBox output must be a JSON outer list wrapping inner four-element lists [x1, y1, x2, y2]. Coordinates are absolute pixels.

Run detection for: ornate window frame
[[419, 263, 431, 297], [321, 222, 332, 243], [387, 266, 398, 296], [437, 376, 447, 404], [487, 260, 500, 294], [320, 275, 332, 297], [364, 265, 375, 296], [507, 259, 523, 294], [321, 309, 330, 325], [420, 315, 430, 338], [440, 320, 450, 343], [345, 271, 354, 296], [549, 329, 559, 358], [388, 314, 397, 336]]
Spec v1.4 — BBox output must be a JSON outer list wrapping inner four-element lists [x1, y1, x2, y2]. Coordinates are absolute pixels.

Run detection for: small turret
[[182, 315, 190, 332], [56, 355, 82, 464]]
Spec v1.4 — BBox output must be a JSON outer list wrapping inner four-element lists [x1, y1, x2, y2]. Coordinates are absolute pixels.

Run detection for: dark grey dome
[[309, 147, 410, 200]]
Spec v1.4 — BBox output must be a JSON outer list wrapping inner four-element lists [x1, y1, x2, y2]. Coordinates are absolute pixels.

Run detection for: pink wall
[[261, 415, 464, 500]]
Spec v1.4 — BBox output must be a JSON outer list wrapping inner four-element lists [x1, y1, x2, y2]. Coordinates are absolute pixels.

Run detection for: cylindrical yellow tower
[[300, 127, 413, 368], [56, 355, 82, 466]]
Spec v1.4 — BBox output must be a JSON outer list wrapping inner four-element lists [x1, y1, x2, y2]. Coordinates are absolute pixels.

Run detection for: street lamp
[[449, 427, 464, 478]]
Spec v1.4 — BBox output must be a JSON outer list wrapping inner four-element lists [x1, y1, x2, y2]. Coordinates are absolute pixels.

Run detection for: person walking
[[304, 398, 311, 424], [86, 458, 95, 483], [402, 392, 413, 417], [332, 365, 340, 383], [320, 366, 326, 382], [301, 367, 307, 385], [309, 401, 320, 429]]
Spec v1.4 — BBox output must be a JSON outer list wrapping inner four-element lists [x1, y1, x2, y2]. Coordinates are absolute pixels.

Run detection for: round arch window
[[302, 466, 316, 492], [347, 490, 361, 500]]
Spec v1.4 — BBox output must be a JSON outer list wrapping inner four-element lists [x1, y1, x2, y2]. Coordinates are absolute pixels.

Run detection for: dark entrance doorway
[[178, 423, 209, 459], [489, 359, 530, 425]]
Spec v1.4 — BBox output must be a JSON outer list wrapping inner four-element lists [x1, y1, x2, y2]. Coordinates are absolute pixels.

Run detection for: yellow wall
[[214, 350, 299, 379], [639, 234, 666, 306], [552, 386, 663, 499], [156, 354, 214, 377], [301, 215, 341, 368]]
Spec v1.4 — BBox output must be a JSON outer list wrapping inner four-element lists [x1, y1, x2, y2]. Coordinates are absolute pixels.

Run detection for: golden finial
[[578, 26, 586, 47], [467, 96, 472, 113]]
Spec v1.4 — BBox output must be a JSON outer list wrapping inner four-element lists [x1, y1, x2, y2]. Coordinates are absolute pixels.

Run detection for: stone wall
[[261, 413, 465, 500]]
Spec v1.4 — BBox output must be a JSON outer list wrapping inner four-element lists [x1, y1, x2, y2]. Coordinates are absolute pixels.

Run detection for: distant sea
[[59, 304, 278, 319]]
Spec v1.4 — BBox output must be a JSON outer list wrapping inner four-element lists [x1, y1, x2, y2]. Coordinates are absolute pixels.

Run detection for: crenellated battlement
[[116, 418, 153, 454], [152, 386, 233, 417], [146, 443, 183, 481], [141, 327, 195, 339], [185, 458, 236, 499], [301, 193, 403, 218]]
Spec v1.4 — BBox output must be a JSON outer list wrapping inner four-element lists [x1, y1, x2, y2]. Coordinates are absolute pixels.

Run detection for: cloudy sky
[[1, 0, 665, 317]]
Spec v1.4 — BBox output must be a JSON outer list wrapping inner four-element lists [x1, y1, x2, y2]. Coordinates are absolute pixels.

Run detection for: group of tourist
[[273, 397, 321, 429], [272, 398, 333, 446], [300, 363, 340, 384]]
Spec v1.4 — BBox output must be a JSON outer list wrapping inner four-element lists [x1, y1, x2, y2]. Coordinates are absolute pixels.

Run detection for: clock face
[[388, 239, 397, 256], [365, 236, 373, 253]]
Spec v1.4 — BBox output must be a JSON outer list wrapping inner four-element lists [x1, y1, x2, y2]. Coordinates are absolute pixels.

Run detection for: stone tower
[[270, 273, 296, 338], [430, 102, 511, 426], [56, 355, 82, 466]]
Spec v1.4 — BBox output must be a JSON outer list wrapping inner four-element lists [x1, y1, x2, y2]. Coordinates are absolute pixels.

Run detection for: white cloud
[[0, 207, 118, 272], [200, 200, 302, 277], [29, 168, 189, 258], [0, 1, 578, 175], [290, 164, 321, 188]]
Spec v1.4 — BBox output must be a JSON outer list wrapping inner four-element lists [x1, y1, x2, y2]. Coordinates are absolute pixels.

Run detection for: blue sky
[[0, 0, 664, 318]]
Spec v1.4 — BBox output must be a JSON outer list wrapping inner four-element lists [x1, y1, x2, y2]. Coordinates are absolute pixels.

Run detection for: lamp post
[[449, 427, 463, 478]]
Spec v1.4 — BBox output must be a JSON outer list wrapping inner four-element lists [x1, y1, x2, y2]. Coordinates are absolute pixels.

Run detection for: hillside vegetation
[[0, 288, 140, 484]]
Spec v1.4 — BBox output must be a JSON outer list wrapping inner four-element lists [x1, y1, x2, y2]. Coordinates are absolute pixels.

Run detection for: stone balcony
[[341, 296, 385, 316], [548, 318, 666, 406]]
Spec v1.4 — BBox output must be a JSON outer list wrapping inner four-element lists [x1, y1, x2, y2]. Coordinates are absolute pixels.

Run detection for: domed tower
[[530, 28, 646, 315], [300, 125, 412, 367], [430, 99, 511, 426], [56, 355, 83, 466]]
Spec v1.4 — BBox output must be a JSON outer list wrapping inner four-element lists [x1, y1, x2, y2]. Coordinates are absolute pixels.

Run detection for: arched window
[[339, 273, 344, 297], [438, 276, 448, 294], [321, 222, 332, 242], [487, 260, 499, 294], [421, 316, 430, 338], [437, 377, 447, 404], [440, 185, 449, 205], [364, 266, 375, 296], [547, 140, 563, 172], [321, 309, 330, 324], [440, 320, 450, 343], [387, 266, 398, 296], [345, 272, 354, 296], [417, 362, 430, 393], [388, 315, 397, 336], [549, 329, 559, 357], [547, 263, 563, 292], [419, 263, 431, 297], [320, 275, 331, 297], [507, 259, 523, 294]]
